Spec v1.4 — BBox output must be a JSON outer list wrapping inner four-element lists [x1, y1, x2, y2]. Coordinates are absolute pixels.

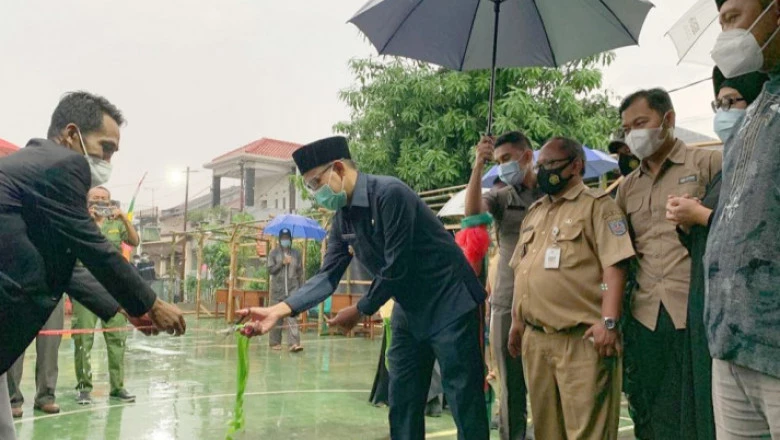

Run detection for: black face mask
[[537, 158, 574, 196], [618, 154, 640, 177]]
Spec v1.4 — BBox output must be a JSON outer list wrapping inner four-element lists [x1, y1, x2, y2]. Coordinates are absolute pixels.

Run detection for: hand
[[583, 322, 622, 357], [507, 320, 525, 358], [473, 136, 495, 168], [283, 255, 292, 265], [88, 206, 99, 220], [666, 195, 709, 227], [148, 299, 186, 336], [111, 207, 126, 220], [118, 309, 159, 336], [326, 305, 362, 335], [236, 303, 291, 337]]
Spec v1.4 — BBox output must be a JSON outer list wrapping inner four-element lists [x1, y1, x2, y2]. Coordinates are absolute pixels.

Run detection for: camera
[[90, 203, 114, 218]]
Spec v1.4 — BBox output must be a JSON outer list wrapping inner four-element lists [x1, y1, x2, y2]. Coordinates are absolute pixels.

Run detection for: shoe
[[270, 345, 282, 351], [11, 407, 22, 418], [33, 402, 60, 414], [110, 389, 136, 403], [76, 391, 92, 405], [289, 345, 303, 353]]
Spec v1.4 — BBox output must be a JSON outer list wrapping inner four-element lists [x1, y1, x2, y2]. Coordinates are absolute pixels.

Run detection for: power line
[[667, 77, 712, 94]]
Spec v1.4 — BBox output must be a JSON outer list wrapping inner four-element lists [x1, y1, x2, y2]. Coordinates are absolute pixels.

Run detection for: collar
[[639, 139, 686, 175], [542, 181, 587, 204], [349, 172, 370, 208]]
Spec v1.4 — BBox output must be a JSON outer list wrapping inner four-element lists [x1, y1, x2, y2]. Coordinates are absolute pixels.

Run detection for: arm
[[355, 184, 416, 317], [267, 249, 284, 276], [118, 210, 140, 247], [465, 137, 494, 216], [38, 155, 156, 317], [602, 264, 626, 322], [284, 217, 352, 316]]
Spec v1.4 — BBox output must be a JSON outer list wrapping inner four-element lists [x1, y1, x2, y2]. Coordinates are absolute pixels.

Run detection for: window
[[260, 200, 267, 209], [275, 199, 278, 209]]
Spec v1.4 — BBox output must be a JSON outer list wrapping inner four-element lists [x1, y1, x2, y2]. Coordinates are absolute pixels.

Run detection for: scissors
[[216, 315, 257, 338]]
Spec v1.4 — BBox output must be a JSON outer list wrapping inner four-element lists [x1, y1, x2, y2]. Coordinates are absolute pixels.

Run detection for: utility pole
[[180, 167, 190, 302], [239, 161, 245, 212]]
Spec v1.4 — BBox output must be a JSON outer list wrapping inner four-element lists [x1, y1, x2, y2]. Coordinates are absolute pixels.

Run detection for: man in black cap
[[607, 131, 640, 178], [238, 136, 489, 440], [266, 228, 303, 352]]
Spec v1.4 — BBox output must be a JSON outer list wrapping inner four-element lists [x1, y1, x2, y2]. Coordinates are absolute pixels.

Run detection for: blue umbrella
[[264, 214, 327, 241], [481, 146, 617, 187], [350, 0, 653, 135]]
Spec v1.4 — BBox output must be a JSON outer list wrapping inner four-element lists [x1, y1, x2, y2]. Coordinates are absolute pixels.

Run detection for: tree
[[334, 54, 620, 191]]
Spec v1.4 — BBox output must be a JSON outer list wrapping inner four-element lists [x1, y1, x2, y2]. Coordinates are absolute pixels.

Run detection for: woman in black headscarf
[[665, 66, 767, 440]]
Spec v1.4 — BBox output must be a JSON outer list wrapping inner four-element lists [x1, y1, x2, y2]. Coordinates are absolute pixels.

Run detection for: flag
[[121, 172, 147, 261]]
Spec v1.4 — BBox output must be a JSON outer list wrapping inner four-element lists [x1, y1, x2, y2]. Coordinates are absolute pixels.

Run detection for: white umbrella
[[438, 188, 490, 218], [666, 0, 720, 66]]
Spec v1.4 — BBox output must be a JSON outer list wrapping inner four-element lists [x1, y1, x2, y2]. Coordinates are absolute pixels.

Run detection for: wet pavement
[[11, 316, 635, 439]]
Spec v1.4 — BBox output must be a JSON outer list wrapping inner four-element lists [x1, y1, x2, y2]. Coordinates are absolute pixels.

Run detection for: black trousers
[[624, 306, 694, 440], [387, 309, 488, 440]]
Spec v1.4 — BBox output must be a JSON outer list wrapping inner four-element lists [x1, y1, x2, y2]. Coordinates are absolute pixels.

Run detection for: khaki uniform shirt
[[483, 185, 541, 308], [510, 183, 635, 331], [616, 140, 722, 330]]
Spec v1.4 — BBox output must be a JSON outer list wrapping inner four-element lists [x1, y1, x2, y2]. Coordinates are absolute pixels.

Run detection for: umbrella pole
[[486, 0, 502, 136]]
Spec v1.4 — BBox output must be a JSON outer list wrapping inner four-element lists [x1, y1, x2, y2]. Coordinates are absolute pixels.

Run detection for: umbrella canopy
[[263, 214, 327, 241], [0, 138, 19, 158], [665, 0, 719, 66], [481, 145, 618, 187], [438, 187, 490, 217], [350, 0, 654, 134]]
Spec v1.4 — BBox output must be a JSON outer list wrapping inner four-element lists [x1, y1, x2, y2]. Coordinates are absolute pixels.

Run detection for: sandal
[[270, 345, 282, 351], [289, 345, 303, 353]]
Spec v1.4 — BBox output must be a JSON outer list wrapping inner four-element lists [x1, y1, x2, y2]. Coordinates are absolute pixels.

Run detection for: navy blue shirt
[[285, 173, 485, 337]]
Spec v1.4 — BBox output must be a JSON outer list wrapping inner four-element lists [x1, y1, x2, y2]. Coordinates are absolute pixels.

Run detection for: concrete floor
[[10, 316, 636, 439]]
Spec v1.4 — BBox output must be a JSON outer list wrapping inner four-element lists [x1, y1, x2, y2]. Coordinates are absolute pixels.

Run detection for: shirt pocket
[[672, 170, 706, 200], [509, 229, 535, 269], [625, 195, 647, 236], [556, 223, 585, 268]]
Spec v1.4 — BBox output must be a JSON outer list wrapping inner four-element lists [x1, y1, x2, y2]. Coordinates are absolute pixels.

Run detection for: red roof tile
[[210, 138, 302, 164], [0, 138, 19, 157]]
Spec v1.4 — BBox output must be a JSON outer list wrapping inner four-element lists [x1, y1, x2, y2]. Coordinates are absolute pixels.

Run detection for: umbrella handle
[[485, 0, 502, 137]]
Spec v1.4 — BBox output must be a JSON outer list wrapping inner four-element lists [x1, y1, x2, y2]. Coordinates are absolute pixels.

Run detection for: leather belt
[[524, 320, 588, 335]]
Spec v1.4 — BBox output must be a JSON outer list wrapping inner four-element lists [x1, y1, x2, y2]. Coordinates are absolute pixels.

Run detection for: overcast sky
[[0, 0, 715, 211]]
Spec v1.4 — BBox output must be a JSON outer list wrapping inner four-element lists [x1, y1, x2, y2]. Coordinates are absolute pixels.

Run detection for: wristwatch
[[603, 317, 618, 331]]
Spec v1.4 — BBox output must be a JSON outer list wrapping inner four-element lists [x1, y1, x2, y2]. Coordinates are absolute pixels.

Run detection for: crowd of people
[[0, 0, 778, 439]]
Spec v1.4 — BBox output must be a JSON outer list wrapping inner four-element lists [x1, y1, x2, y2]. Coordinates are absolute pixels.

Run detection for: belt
[[524, 320, 588, 335]]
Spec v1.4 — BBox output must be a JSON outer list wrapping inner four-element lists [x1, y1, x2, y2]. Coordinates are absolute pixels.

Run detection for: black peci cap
[[292, 136, 352, 175]]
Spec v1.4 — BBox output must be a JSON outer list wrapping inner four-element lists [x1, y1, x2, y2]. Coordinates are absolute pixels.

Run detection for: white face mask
[[713, 108, 747, 143], [76, 128, 113, 187], [711, 3, 780, 78], [625, 115, 673, 160]]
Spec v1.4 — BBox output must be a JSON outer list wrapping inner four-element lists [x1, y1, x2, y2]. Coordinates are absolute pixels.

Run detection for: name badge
[[544, 247, 561, 270], [342, 233, 357, 241], [678, 175, 697, 184]]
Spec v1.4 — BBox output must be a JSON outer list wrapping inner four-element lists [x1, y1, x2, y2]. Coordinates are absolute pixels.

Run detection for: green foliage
[[292, 239, 322, 280], [335, 54, 620, 191], [184, 275, 198, 295], [203, 242, 231, 288]]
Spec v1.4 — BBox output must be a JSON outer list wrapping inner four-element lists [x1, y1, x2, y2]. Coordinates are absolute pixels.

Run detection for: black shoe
[[110, 389, 136, 403], [76, 391, 92, 405]]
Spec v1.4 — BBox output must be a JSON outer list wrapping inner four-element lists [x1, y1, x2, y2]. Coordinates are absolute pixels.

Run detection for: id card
[[544, 247, 561, 269]]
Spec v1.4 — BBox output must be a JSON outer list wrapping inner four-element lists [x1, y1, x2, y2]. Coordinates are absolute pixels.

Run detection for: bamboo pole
[[195, 232, 204, 319], [226, 225, 240, 322], [169, 233, 176, 303]]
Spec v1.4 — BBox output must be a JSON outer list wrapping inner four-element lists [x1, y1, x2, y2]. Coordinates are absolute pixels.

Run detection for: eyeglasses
[[304, 164, 334, 192], [711, 96, 746, 112], [533, 157, 574, 173]]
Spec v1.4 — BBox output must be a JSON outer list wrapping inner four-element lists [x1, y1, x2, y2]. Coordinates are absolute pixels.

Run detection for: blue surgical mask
[[314, 168, 348, 211], [713, 108, 746, 143], [280, 239, 292, 248], [498, 161, 526, 187]]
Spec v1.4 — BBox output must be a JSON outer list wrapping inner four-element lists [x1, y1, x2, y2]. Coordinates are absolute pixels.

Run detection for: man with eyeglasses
[[507, 137, 634, 440], [704, 0, 780, 437], [237, 136, 489, 440], [615, 88, 722, 439]]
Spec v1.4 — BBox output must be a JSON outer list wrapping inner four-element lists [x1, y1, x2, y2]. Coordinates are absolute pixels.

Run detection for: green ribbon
[[460, 212, 494, 229], [226, 329, 250, 440]]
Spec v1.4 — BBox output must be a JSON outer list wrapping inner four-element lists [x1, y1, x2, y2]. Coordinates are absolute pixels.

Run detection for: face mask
[[711, 3, 780, 78], [498, 160, 526, 187], [537, 158, 574, 196], [625, 115, 672, 160], [618, 154, 640, 177], [76, 127, 113, 187], [713, 108, 747, 143], [314, 167, 348, 211], [280, 239, 292, 248]]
